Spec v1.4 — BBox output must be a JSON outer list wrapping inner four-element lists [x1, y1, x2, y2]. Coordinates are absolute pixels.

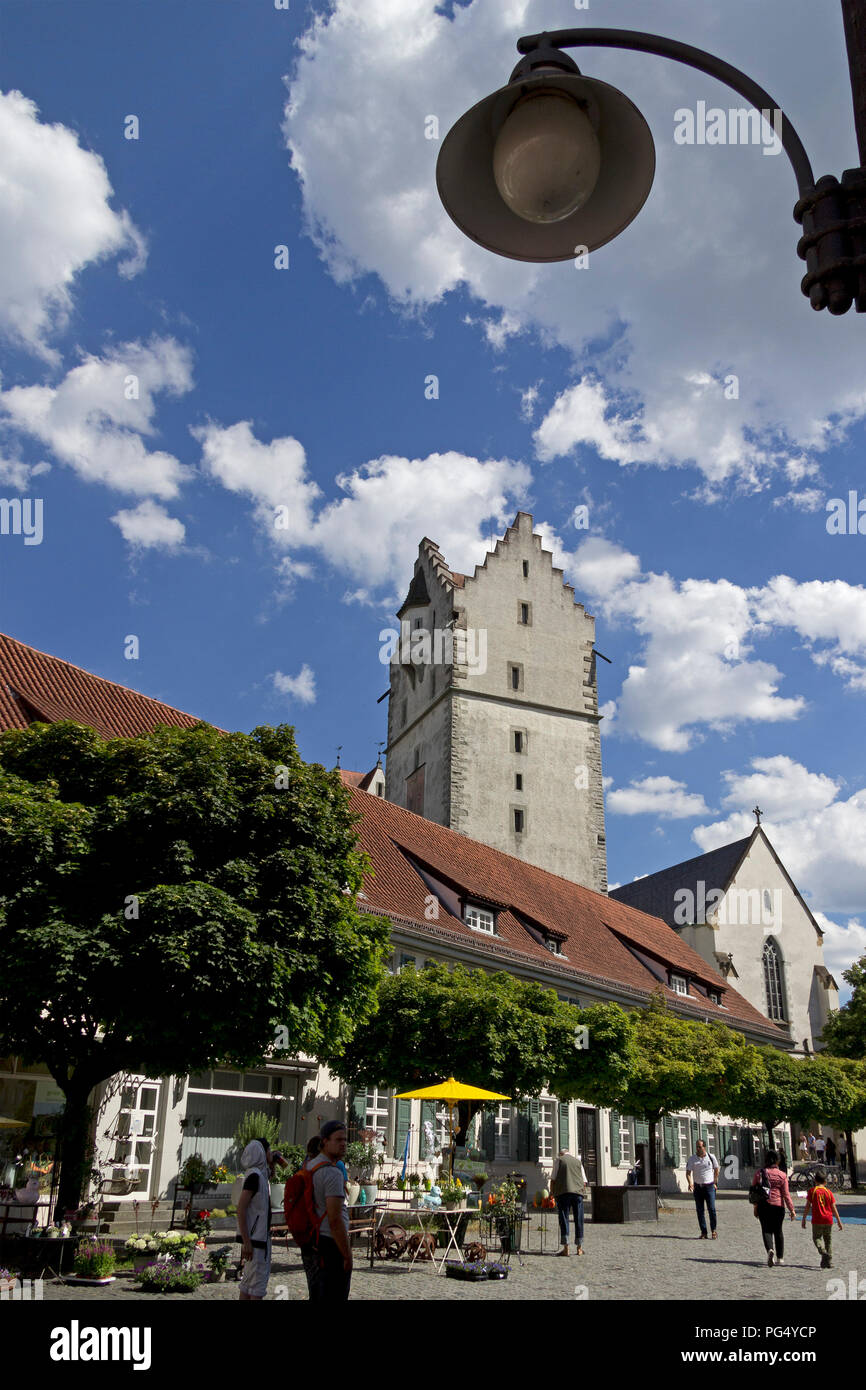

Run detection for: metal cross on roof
[[753, 805, 763, 826]]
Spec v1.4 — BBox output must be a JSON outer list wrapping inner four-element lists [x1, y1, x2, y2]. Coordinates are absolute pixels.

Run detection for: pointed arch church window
[[763, 937, 786, 1020]]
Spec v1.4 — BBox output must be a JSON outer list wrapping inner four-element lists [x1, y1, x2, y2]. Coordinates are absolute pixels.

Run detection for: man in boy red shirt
[[802, 1166, 844, 1268]]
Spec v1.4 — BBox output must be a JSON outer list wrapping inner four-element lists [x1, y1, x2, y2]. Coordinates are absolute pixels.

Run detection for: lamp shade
[[437, 69, 655, 261]]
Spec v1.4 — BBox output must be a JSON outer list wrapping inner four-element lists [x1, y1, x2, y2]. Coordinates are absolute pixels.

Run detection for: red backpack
[[283, 1157, 335, 1246]]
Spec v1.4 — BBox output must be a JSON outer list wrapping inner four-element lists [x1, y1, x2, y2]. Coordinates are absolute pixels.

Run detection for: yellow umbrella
[[0, 1116, 28, 1129], [395, 1077, 511, 1177]]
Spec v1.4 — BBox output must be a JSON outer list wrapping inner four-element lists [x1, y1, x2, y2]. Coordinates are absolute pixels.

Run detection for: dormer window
[[708, 989, 721, 1005], [465, 904, 495, 935], [670, 973, 689, 996], [543, 937, 562, 956]]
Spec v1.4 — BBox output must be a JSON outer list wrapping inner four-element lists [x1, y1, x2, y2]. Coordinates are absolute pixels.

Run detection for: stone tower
[[384, 511, 607, 892]]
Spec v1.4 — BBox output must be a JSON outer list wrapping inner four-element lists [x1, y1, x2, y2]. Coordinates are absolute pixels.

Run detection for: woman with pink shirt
[[751, 1148, 796, 1266]]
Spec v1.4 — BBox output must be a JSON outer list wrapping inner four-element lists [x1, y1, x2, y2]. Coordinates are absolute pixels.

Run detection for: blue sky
[[1, 0, 865, 990]]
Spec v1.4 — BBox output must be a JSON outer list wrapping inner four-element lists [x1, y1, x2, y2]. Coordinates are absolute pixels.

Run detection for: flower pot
[[346, 1182, 360, 1207], [364, 1184, 378, 1205]]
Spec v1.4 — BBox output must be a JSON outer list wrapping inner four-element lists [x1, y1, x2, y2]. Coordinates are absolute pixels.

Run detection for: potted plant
[[179, 1153, 211, 1192], [124, 1234, 160, 1272], [155, 1229, 198, 1266], [189, 1208, 212, 1238], [408, 1173, 421, 1191], [69, 1239, 116, 1284], [133, 1262, 204, 1293], [0, 1268, 16, 1295], [206, 1246, 232, 1282], [444, 1259, 488, 1282]]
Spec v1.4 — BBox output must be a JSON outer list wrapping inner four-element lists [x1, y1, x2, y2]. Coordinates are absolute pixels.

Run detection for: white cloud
[[283, 0, 866, 493], [693, 757, 866, 917], [110, 499, 185, 550], [607, 775, 710, 818], [0, 90, 146, 359], [0, 338, 193, 498], [772, 488, 824, 512], [566, 537, 866, 749], [272, 666, 316, 705], [0, 452, 50, 490], [197, 419, 531, 595], [812, 914, 866, 1004]]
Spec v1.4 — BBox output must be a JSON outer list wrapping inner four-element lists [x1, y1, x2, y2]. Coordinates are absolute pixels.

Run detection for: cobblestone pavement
[[35, 1195, 866, 1302]]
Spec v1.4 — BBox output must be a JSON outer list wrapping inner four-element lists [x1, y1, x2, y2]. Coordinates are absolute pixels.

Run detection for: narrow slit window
[[513, 808, 524, 833], [515, 773, 523, 791]]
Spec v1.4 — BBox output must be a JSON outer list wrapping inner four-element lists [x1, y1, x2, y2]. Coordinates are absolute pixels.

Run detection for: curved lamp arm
[[515, 27, 815, 195]]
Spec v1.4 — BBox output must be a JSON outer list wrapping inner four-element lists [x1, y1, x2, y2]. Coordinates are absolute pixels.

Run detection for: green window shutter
[[662, 1117, 676, 1168], [720, 1125, 731, 1158], [610, 1111, 621, 1166], [634, 1118, 650, 1145], [420, 1100, 437, 1160], [528, 1100, 540, 1163], [689, 1119, 698, 1152], [781, 1129, 792, 1161], [701, 1123, 710, 1148], [517, 1106, 530, 1162], [394, 1098, 412, 1163], [481, 1109, 495, 1163], [349, 1089, 366, 1140], [558, 1101, 570, 1153]]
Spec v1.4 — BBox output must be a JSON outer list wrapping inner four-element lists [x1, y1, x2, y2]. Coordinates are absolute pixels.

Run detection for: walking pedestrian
[[825, 1136, 837, 1165], [802, 1167, 843, 1269], [815, 1133, 826, 1160], [686, 1139, 720, 1240], [751, 1148, 795, 1267], [838, 1136, 847, 1166], [237, 1137, 283, 1301], [307, 1120, 352, 1301], [797, 1133, 809, 1161], [808, 1132, 817, 1159], [551, 1147, 587, 1257]]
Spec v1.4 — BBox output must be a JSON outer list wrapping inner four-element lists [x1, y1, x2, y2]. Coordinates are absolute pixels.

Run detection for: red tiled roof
[[341, 778, 784, 1041], [450, 572, 466, 588], [0, 632, 205, 739]]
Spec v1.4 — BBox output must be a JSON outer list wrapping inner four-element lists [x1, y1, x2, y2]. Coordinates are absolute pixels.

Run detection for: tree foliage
[[820, 956, 866, 1060], [0, 720, 390, 1211], [329, 963, 634, 1101]]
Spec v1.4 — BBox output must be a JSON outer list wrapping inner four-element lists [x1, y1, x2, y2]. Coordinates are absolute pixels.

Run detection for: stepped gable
[[610, 839, 754, 926], [0, 631, 206, 739], [340, 777, 783, 1042], [434, 512, 590, 613]]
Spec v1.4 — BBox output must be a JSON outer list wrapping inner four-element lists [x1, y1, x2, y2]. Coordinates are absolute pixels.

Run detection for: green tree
[[730, 1046, 853, 1155], [820, 957, 866, 1059], [330, 964, 634, 1103], [0, 720, 390, 1217], [811, 1054, 866, 1188], [605, 994, 762, 1185]]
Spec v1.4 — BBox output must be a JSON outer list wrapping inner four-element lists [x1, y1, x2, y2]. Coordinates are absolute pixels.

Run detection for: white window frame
[[465, 904, 495, 935], [364, 1087, 390, 1148], [495, 1104, 512, 1160], [538, 1101, 555, 1161], [670, 973, 689, 995], [619, 1115, 633, 1165], [705, 1123, 719, 1159], [676, 1118, 690, 1167]]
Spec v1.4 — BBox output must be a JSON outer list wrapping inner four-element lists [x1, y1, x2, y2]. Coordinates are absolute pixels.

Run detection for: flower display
[[124, 1235, 160, 1254]]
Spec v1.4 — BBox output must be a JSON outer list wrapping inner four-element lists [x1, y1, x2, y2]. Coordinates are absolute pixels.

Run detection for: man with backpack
[[284, 1120, 352, 1300]]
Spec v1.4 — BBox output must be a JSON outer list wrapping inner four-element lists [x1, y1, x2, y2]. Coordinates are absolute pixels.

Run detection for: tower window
[[512, 729, 527, 754], [518, 601, 531, 626], [515, 773, 523, 791], [513, 808, 525, 834], [509, 663, 523, 691], [522, 561, 529, 577]]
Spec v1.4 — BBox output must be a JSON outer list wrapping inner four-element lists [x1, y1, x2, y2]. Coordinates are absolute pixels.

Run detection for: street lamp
[[436, 5, 866, 313]]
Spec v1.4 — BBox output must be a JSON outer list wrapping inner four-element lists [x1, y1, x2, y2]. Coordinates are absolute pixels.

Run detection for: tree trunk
[[54, 1080, 96, 1222]]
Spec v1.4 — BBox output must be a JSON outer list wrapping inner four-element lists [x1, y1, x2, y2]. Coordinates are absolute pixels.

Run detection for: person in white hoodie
[[237, 1138, 281, 1301]]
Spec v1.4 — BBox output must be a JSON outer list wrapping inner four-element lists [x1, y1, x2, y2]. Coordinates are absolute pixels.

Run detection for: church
[[0, 512, 853, 1212]]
